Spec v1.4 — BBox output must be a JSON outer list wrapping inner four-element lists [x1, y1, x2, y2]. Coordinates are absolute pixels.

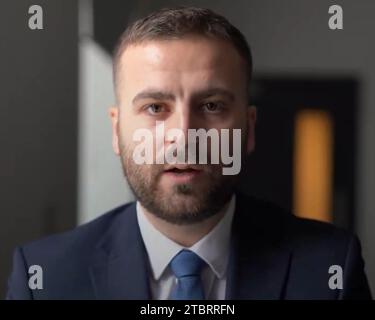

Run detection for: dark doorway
[[239, 77, 358, 231]]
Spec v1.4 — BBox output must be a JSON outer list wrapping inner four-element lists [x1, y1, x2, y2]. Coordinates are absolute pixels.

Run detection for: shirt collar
[[136, 194, 236, 281]]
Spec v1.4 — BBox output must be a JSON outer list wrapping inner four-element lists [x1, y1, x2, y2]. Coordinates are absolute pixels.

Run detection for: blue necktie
[[169, 249, 206, 300]]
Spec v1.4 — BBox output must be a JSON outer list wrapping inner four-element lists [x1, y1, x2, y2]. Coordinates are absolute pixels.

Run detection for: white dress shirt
[[136, 194, 236, 300]]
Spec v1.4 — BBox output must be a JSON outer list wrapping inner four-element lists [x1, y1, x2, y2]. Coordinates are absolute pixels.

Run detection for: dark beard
[[119, 144, 239, 225]]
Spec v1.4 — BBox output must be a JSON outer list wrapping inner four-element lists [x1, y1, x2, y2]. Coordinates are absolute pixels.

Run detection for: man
[[6, 6, 371, 300]]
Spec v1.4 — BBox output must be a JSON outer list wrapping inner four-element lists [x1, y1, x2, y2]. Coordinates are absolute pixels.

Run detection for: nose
[[166, 104, 197, 142], [162, 104, 201, 164]]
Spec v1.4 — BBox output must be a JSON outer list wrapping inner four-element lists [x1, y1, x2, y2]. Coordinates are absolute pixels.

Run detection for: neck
[[140, 201, 231, 247]]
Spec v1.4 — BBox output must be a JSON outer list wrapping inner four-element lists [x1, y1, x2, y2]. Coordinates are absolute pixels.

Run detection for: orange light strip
[[293, 109, 333, 222]]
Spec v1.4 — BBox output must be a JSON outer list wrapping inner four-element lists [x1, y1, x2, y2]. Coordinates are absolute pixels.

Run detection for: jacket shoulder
[[236, 193, 371, 299], [20, 202, 134, 263], [237, 192, 356, 248]]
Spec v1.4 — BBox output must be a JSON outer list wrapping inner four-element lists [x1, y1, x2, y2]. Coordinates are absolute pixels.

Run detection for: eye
[[202, 102, 224, 113], [145, 103, 164, 115]]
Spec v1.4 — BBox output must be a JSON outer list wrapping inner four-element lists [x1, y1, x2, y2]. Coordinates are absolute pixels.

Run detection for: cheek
[[217, 116, 245, 134], [118, 114, 139, 144]]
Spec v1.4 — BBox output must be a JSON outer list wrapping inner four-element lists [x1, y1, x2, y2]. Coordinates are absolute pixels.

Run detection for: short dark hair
[[113, 6, 253, 102]]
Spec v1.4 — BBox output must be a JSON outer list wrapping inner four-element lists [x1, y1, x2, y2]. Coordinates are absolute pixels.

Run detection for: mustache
[[144, 163, 221, 182], [120, 141, 225, 177]]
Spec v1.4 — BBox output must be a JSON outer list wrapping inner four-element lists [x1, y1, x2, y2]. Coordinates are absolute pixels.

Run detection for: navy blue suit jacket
[[6, 193, 372, 299]]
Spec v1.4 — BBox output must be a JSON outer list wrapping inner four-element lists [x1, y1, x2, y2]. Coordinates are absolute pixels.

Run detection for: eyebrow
[[131, 87, 235, 105]]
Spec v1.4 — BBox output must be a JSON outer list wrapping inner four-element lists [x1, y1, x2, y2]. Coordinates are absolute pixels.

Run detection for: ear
[[109, 106, 120, 155], [246, 105, 257, 154]]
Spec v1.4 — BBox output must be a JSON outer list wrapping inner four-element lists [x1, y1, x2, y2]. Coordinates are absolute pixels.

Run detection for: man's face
[[110, 35, 256, 224]]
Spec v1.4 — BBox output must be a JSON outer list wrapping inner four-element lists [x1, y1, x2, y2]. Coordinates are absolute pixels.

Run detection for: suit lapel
[[226, 193, 292, 299], [89, 203, 151, 299], [88, 194, 292, 300]]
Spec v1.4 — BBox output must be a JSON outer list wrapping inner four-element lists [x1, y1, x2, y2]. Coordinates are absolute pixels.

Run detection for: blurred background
[[1, 0, 374, 297]]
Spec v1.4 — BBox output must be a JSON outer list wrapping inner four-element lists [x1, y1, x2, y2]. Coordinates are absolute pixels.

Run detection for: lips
[[165, 168, 198, 174], [164, 165, 203, 173], [162, 165, 204, 183]]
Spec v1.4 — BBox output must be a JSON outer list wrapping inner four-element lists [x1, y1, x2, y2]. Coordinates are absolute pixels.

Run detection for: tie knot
[[170, 249, 205, 278]]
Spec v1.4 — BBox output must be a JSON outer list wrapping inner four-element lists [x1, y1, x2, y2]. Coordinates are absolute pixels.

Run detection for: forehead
[[117, 35, 246, 97]]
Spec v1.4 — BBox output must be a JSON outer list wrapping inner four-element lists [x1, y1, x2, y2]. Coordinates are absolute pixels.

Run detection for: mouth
[[162, 165, 203, 182], [164, 165, 203, 173]]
